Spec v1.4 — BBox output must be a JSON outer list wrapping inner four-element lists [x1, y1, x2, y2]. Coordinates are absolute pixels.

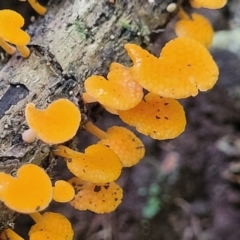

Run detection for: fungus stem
[[22, 128, 36, 143], [84, 121, 108, 139], [29, 212, 43, 223], [0, 228, 24, 240], [17, 45, 30, 58], [0, 37, 16, 55], [28, 0, 47, 15], [177, 7, 190, 20]]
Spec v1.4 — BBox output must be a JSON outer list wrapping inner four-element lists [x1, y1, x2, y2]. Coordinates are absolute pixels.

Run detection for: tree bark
[[0, 0, 183, 230]]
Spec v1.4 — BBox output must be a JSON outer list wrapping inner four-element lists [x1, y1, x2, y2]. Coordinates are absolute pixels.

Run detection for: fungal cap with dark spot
[[54, 144, 122, 183], [98, 126, 145, 167], [29, 212, 73, 240], [69, 177, 123, 213], [125, 38, 219, 98], [118, 93, 186, 140]]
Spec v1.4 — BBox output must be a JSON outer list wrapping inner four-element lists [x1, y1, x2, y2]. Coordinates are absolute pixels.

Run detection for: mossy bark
[[0, 0, 183, 230]]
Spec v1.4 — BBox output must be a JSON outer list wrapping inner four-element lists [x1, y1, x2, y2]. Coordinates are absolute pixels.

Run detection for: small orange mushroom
[[84, 62, 143, 110], [0, 164, 52, 213], [0, 10, 30, 57], [25, 98, 81, 144], [52, 180, 75, 203], [84, 122, 145, 167], [69, 177, 123, 213], [189, 0, 227, 9], [175, 8, 214, 48], [29, 212, 73, 240], [118, 93, 186, 140], [54, 144, 122, 183], [125, 38, 219, 99]]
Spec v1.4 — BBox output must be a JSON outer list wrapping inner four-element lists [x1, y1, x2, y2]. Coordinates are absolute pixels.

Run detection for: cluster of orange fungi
[[0, 1, 46, 58], [0, 0, 228, 239]]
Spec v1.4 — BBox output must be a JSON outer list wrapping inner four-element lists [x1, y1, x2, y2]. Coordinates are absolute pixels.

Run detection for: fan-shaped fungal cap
[[175, 12, 214, 48], [97, 126, 145, 167], [0, 164, 52, 213], [29, 212, 73, 240], [25, 98, 81, 144], [118, 93, 186, 140], [84, 62, 143, 110], [0, 10, 30, 57], [52, 180, 75, 203], [190, 0, 227, 9], [0, 10, 30, 45], [125, 38, 219, 99], [54, 144, 122, 183], [69, 177, 123, 213]]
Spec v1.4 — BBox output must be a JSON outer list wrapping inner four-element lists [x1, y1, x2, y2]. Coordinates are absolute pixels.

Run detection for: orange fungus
[[0, 9, 30, 57], [54, 144, 122, 183], [97, 126, 145, 167], [84, 62, 143, 110], [69, 177, 123, 213], [175, 10, 214, 48], [25, 98, 81, 144], [118, 93, 186, 140], [190, 0, 227, 9], [52, 180, 75, 203], [0, 164, 52, 213], [29, 212, 73, 240], [27, 0, 47, 15], [125, 38, 219, 99]]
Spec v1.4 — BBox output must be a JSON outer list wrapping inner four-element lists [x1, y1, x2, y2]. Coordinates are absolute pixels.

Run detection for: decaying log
[[0, 0, 183, 230]]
